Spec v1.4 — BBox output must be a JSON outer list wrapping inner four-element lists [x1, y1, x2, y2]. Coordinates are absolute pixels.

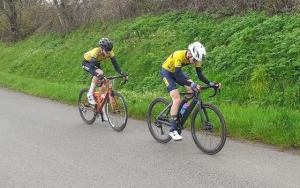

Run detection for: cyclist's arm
[[110, 57, 126, 76], [195, 67, 210, 85], [175, 67, 192, 86]]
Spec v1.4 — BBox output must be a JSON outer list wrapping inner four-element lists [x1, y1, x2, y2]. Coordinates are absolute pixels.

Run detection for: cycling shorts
[[82, 60, 101, 76], [161, 68, 188, 92]]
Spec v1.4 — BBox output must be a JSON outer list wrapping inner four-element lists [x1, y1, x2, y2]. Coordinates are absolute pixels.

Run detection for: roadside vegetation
[[0, 11, 299, 150]]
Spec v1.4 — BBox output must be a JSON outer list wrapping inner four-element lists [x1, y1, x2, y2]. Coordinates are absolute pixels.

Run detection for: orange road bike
[[78, 76, 128, 132], [147, 85, 226, 155]]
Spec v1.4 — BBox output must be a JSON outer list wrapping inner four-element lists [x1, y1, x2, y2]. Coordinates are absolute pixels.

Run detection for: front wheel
[[191, 103, 227, 155], [147, 98, 172, 143], [78, 88, 97, 125], [105, 91, 128, 132]]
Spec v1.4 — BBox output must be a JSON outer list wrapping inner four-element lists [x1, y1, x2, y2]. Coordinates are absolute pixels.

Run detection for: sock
[[170, 115, 177, 132], [88, 82, 96, 95]]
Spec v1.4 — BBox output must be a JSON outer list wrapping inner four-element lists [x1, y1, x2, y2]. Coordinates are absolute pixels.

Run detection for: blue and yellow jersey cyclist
[[82, 38, 128, 106], [161, 42, 221, 141]]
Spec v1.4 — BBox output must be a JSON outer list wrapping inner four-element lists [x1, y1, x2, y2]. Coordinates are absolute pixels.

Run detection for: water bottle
[[180, 103, 189, 115]]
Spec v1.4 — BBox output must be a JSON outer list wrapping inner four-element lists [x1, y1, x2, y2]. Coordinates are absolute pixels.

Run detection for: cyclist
[[82, 38, 128, 119], [161, 41, 221, 141]]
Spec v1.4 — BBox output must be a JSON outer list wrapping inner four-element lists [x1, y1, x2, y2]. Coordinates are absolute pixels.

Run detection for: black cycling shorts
[[81, 60, 101, 76]]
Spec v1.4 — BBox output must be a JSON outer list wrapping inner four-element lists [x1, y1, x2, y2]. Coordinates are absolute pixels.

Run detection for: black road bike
[[147, 85, 226, 155]]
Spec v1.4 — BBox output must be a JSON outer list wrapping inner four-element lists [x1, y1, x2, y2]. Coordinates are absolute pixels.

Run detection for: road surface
[[0, 88, 299, 188]]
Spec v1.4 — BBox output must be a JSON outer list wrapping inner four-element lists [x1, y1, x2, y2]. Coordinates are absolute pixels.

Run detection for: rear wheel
[[147, 98, 172, 143], [191, 103, 226, 155], [105, 91, 128, 132], [78, 88, 97, 125]]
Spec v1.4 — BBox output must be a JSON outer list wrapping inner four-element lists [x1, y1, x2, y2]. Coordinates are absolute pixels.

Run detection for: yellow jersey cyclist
[[161, 42, 221, 141], [82, 38, 128, 106]]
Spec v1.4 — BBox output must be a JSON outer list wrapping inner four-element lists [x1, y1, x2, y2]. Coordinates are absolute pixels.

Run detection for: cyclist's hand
[[210, 82, 221, 89], [121, 73, 128, 81], [97, 74, 105, 80], [190, 82, 201, 91]]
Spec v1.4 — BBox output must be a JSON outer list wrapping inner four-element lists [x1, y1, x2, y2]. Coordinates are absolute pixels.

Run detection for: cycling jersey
[[84, 47, 115, 62], [82, 47, 123, 76], [162, 50, 201, 73], [161, 50, 210, 92]]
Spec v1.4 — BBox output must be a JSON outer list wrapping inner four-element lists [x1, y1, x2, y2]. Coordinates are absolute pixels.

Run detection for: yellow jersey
[[162, 50, 201, 73], [84, 47, 115, 62]]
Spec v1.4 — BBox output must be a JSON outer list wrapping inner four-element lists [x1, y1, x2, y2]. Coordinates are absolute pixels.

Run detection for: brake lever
[[209, 87, 218, 98], [121, 79, 128, 85]]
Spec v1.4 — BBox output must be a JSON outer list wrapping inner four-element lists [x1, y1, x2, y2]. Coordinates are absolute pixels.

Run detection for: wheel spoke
[[191, 103, 226, 155], [105, 92, 128, 132], [78, 88, 96, 125]]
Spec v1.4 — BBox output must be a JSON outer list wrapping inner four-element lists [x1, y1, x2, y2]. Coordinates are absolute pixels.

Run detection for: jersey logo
[[162, 77, 169, 87]]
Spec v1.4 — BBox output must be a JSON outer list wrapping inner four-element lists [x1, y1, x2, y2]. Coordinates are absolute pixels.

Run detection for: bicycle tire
[[105, 91, 128, 132], [191, 103, 226, 155], [78, 88, 97, 125], [147, 98, 172, 143]]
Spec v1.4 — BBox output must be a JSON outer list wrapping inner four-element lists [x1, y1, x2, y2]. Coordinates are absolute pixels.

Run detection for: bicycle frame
[[157, 86, 217, 129], [147, 85, 226, 154], [94, 77, 122, 114], [94, 80, 110, 113], [179, 91, 213, 129], [179, 94, 199, 125], [155, 92, 201, 127]]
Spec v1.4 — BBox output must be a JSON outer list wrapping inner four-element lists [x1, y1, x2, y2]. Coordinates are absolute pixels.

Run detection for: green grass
[[1, 11, 300, 150], [222, 104, 300, 148]]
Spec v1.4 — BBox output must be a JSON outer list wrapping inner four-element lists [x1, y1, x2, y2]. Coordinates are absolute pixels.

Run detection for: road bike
[[78, 75, 128, 132], [147, 85, 226, 155]]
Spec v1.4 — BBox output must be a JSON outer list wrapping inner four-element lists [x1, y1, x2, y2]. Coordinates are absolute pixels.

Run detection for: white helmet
[[188, 42, 206, 62]]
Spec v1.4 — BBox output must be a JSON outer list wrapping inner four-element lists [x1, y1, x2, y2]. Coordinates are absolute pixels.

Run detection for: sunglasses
[[103, 49, 111, 54], [188, 56, 198, 63]]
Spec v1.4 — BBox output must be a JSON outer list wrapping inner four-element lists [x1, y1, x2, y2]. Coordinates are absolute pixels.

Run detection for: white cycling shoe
[[87, 93, 96, 105], [169, 130, 182, 141]]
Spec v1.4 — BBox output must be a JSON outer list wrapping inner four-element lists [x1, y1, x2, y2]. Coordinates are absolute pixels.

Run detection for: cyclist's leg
[[169, 90, 180, 130], [174, 73, 193, 110], [161, 69, 182, 141], [90, 63, 106, 95], [92, 64, 108, 121], [82, 60, 100, 104]]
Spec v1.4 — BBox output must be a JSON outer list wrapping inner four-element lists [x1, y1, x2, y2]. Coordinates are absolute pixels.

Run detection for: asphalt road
[[0, 88, 299, 188]]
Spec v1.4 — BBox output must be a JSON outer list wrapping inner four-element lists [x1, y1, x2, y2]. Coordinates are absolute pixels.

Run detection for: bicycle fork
[[108, 92, 121, 114], [196, 101, 214, 132]]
